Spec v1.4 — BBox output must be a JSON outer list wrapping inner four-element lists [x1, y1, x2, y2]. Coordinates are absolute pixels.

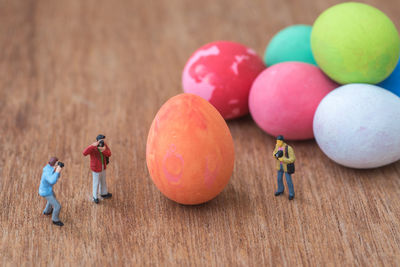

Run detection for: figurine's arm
[[83, 144, 97, 156], [102, 144, 111, 157], [272, 145, 278, 158], [282, 146, 296, 164], [46, 169, 61, 185]]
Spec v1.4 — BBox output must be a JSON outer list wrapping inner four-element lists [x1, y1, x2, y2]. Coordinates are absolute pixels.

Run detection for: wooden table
[[1, 0, 400, 265]]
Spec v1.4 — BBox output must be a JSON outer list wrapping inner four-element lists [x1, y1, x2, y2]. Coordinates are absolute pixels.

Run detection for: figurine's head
[[276, 135, 284, 147], [48, 157, 59, 167], [96, 134, 106, 141]]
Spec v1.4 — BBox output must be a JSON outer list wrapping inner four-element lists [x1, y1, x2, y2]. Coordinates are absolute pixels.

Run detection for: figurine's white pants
[[92, 166, 108, 199]]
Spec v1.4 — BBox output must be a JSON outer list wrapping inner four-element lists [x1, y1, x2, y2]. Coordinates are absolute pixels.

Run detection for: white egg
[[313, 84, 400, 169]]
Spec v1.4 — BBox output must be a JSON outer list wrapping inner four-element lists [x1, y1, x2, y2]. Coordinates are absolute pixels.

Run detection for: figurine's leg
[[43, 200, 53, 214], [99, 170, 108, 196], [45, 194, 61, 222], [276, 168, 284, 194], [92, 171, 100, 199], [285, 172, 295, 199], [52, 198, 61, 222]]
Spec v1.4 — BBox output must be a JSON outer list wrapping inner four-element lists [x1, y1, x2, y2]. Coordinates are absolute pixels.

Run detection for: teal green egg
[[311, 2, 400, 84], [264, 25, 316, 66]]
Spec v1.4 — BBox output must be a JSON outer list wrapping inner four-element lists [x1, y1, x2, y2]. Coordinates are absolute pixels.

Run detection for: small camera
[[98, 140, 105, 147], [274, 150, 283, 159], [57, 161, 65, 168]]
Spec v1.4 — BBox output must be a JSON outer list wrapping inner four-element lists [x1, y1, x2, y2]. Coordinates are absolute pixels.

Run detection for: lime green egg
[[311, 2, 400, 84]]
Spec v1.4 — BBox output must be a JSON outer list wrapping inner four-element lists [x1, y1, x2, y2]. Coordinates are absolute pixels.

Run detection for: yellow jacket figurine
[[273, 135, 296, 200]]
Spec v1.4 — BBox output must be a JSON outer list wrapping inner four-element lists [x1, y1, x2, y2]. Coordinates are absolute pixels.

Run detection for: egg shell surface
[[264, 24, 316, 66], [311, 2, 400, 84], [378, 59, 400, 97], [249, 62, 338, 140], [313, 84, 400, 169], [146, 93, 235, 205], [182, 41, 265, 120]]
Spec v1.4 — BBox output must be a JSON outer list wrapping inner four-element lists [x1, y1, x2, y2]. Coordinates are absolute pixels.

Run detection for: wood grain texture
[[1, 0, 400, 265]]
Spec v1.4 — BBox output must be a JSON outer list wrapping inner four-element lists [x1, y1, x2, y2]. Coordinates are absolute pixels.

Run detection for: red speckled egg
[[249, 62, 338, 140], [182, 41, 265, 120], [146, 93, 235, 205]]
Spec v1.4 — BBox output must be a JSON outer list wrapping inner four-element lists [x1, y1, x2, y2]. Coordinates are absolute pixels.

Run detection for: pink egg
[[249, 62, 338, 140], [182, 41, 265, 119]]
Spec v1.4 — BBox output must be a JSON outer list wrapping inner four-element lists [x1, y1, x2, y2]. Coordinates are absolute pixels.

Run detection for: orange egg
[[146, 93, 235, 205]]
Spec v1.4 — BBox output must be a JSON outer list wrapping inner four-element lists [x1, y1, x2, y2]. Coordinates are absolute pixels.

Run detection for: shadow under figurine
[[272, 135, 296, 200], [38, 156, 64, 226]]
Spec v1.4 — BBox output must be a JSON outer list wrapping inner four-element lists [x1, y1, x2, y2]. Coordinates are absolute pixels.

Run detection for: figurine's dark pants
[[43, 193, 61, 222], [276, 165, 294, 197]]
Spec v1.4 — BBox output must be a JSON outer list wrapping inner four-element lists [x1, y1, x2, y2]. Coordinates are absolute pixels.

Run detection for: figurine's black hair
[[276, 135, 284, 141], [96, 134, 106, 141]]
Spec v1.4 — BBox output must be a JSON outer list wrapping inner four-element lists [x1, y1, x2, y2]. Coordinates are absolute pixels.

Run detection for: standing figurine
[[39, 157, 64, 226], [83, 134, 112, 204], [272, 135, 296, 200]]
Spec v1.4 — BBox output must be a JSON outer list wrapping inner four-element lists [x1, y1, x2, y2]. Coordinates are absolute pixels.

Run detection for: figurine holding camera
[[38, 156, 65, 226], [272, 135, 296, 200], [83, 134, 112, 204]]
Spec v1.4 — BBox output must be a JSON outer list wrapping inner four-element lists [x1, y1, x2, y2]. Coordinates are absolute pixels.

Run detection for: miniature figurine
[[83, 134, 112, 204], [38, 157, 64, 226], [272, 135, 296, 200]]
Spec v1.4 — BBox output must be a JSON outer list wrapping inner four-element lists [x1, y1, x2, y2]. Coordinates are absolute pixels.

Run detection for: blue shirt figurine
[[39, 157, 64, 226]]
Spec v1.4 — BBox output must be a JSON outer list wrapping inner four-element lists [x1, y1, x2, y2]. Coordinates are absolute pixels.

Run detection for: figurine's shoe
[[274, 191, 284, 196], [101, 193, 112, 199], [43, 211, 53, 215], [52, 221, 64, 226], [93, 197, 99, 204], [288, 195, 294, 200]]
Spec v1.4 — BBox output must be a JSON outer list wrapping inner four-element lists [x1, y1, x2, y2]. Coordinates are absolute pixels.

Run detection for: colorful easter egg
[[264, 24, 316, 66], [378, 59, 400, 97], [313, 84, 400, 169], [311, 2, 400, 84], [182, 41, 265, 120], [249, 62, 337, 140], [146, 93, 235, 205]]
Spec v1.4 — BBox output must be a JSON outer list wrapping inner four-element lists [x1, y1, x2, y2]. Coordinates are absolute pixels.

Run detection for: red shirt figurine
[[83, 134, 112, 203], [83, 143, 111, 172]]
